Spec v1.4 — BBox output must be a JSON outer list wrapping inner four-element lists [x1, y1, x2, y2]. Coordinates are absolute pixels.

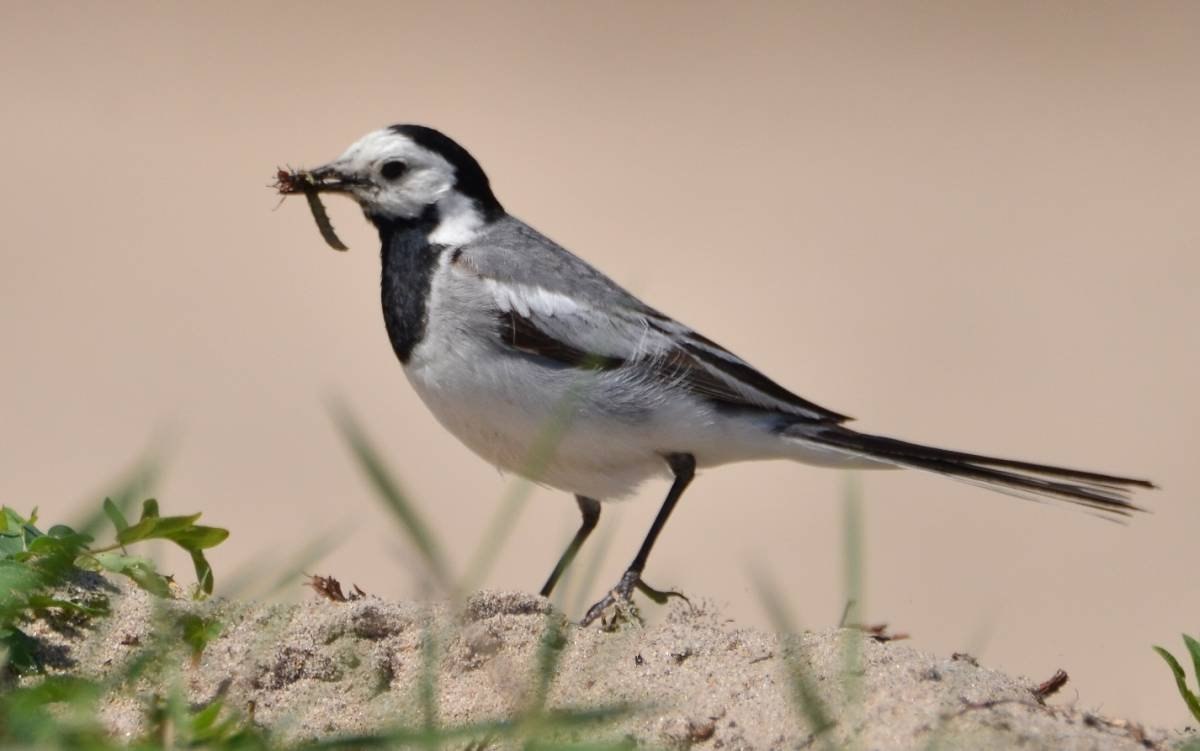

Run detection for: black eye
[[380, 161, 407, 180]]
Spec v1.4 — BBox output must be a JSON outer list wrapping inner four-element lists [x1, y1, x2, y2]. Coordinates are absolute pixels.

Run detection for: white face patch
[[428, 190, 484, 246], [320, 129, 486, 244]]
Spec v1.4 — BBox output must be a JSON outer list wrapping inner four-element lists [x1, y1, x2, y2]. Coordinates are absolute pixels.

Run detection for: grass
[[0, 493, 259, 751], [1154, 635, 1200, 724], [0, 491, 635, 750], [752, 569, 837, 748], [0, 499, 227, 674], [749, 472, 869, 750], [331, 401, 452, 591]]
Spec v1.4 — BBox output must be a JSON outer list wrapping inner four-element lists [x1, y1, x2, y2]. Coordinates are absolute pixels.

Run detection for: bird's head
[[284, 125, 504, 243]]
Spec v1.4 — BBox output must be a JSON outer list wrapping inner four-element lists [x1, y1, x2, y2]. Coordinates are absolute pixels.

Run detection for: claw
[[580, 570, 640, 627], [580, 570, 687, 627]]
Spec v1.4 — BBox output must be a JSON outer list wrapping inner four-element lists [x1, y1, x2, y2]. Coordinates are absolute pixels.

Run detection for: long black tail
[[809, 426, 1154, 517]]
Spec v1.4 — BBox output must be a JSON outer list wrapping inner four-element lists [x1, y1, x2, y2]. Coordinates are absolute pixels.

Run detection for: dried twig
[[951, 652, 979, 666], [847, 622, 909, 643], [1032, 669, 1069, 702], [306, 574, 366, 602]]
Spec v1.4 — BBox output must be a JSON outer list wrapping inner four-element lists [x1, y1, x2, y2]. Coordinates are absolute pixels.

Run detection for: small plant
[[94, 498, 229, 596], [0, 499, 228, 676], [1153, 634, 1200, 723], [2, 440, 636, 750]]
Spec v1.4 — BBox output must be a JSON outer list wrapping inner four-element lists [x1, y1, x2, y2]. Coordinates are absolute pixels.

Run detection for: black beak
[[307, 164, 359, 192]]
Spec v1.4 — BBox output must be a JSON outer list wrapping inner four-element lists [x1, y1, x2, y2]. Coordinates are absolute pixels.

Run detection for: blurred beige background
[[2, 0, 1197, 727]]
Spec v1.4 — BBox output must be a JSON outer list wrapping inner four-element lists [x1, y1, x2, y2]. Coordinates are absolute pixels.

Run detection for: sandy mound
[[17, 576, 1184, 749]]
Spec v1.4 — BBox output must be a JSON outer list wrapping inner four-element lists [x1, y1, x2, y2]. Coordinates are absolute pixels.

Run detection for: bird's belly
[[403, 346, 672, 499]]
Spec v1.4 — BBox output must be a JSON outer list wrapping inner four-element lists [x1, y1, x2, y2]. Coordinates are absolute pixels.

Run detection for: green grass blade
[[752, 569, 836, 746], [458, 378, 586, 596], [1184, 634, 1200, 695], [1153, 645, 1200, 722], [330, 400, 451, 590], [102, 499, 129, 534], [565, 521, 614, 615], [840, 472, 864, 748], [413, 608, 442, 750], [457, 479, 533, 597], [841, 473, 864, 625], [224, 530, 347, 600], [76, 448, 164, 538], [528, 614, 569, 714]]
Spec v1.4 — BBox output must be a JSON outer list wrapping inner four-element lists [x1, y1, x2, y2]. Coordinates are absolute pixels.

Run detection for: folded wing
[[453, 220, 848, 423]]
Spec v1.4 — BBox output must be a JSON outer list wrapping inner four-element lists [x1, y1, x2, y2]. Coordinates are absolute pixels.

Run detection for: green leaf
[[0, 559, 42, 608], [141, 514, 203, 537], [44, 527, 93, 563], [6, 674, 101, 708], [1152, 645, 1185, 681], [103, 497, 129, 533], [25, 594, 108, 618], [1185, 634, 1200, 695], [191, 550, 215, 595], [102, 499, 228, 593], [91, 552, 171, 597], [112, 498, 161, 543], [27, 536, 65, 555], [0, 626, 41, 674], [0, 507, 42, 559], [189, 698, 223, 733], [1154, 645, 1200, 723], [73, 554, 102, 573], [22, 532, 92, 585], [118, 512, 201, 546], [164, 525, 230, 550], [179, 613, 222, 659]]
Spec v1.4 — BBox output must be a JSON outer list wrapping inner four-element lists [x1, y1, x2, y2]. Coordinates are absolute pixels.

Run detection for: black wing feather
[[496, 309, 847, 423]]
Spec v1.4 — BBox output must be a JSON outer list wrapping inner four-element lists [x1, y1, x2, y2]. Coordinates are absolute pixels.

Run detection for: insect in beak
[[274, 165, 352, 251]]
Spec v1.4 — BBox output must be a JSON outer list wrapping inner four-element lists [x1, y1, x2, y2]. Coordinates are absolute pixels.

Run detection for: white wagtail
[[277, 125, 1153, 625]]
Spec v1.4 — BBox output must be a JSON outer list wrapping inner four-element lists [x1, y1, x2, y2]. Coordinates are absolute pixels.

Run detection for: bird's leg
[[580, 453, 695, 626], [539, 495, 601, 598]]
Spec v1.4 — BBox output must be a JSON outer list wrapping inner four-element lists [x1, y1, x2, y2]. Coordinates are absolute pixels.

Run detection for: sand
[[16, 575, 1191, 750]]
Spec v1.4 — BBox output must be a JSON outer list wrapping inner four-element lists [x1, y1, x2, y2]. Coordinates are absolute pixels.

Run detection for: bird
[[278, 124, 1153, 626]]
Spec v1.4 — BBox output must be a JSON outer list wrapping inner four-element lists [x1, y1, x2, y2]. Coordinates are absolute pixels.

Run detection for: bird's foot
[[580, 570, 689, 628], [580, 570, 641, 628]]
